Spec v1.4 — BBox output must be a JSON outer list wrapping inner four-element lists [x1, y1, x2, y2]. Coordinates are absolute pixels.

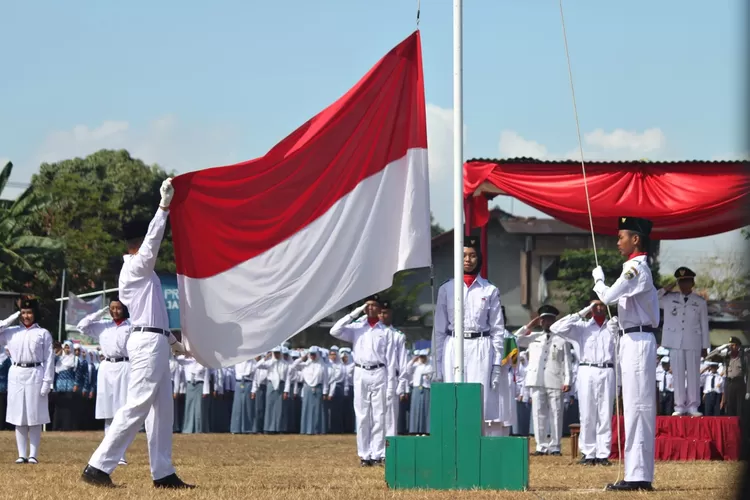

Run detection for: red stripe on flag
[[170, 31, 427, 279]]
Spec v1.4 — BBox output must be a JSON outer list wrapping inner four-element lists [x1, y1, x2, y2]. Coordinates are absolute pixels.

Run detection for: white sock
[[28, 425, 41, 458], [15, 425, 29, 458]]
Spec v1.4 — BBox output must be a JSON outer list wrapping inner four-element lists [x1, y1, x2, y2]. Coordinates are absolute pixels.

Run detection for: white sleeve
[[127, 209, 169, 278]]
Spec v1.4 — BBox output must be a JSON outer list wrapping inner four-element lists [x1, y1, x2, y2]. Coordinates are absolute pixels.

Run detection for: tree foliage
[[430, 213, 444, 237], [660, 256, 750, 300]]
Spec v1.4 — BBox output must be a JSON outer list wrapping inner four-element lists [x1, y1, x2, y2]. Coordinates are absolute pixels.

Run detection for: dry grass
[[0, 432, 740, 500]]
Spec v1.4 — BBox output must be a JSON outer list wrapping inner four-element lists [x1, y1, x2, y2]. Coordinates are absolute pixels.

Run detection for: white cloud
[[33, 115, 240, 176], [584, 128, 665, 153], [499, 131, 549, 159]]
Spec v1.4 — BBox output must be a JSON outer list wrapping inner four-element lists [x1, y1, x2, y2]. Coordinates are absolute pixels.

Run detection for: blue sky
[[1, 0, 747, 275]]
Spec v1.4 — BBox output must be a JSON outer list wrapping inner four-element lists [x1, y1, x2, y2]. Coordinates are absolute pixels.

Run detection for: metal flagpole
[[57, 269, 66, 342], [452, 0, 465, 382]]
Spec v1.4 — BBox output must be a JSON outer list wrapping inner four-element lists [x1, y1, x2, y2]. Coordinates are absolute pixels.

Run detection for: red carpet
[[610, 416, 739, 461]]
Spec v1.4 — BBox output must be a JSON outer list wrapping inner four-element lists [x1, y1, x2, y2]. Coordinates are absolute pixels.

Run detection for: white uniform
[[385, 329, 407, 437], [434, 277, 506, 434], [88, 209, 179, 481], [594, 254, 660, 484], [77, 312, 131, 420], [330, 314, 396, 462], [516, 327, 572, 453], [550, 314, 617, 460], [658, 289, 709, 414]]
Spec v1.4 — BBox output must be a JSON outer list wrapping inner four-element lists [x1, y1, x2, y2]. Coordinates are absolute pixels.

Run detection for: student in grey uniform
[[231, 359, 255, 434], [181, 356, 210, 433], [289, 351, 303, 433], [251, 354, 268, 433], [340, 348, 355, 434], [256, 347, 291, 434], [405, 349, 433, 435], [0, 348, 10, 430], [292, 346, 329, 434], [326, 346, 344, 433], [170, 354, 186, 433]]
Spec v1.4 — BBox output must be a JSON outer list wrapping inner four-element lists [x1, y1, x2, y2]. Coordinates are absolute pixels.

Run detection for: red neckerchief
[[367, 317, 379, 328], [593, 315, 606, 327], [114, 319, 126, 326], [463, 274, 476, 287], [629, 251, 648, 260]]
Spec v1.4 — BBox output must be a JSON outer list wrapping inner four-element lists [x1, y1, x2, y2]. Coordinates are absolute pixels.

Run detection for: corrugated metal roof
[[499, 218, 588, 234]]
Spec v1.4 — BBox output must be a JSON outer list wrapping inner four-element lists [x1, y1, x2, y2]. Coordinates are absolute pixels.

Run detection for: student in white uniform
[[82, 178, 193, 489], [330, 294, 397, 466], [656, 357, 675, 415], [404, 349, 433, 435], [77, 298, 132, 465], [0, 298, 55, 464], [592, 216, 659, 492], [550, 291, 617, 466], [515, 305, 572, 456], [701, 362, 723, 416], [657, 267, 709, 417], [434, 236, 506, 436]]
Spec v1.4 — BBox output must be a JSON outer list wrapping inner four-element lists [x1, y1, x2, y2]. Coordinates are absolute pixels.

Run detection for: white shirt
[[658, 290, 709, 351], [255, 357, 291, 393], [550, 314, 616, 365], [330, 316, 397, 386], [0, 313, 55, 387], [515, 327, 572, 390], [119, 209, 171, 331], [76, 312, 131, 359], [406, 360, 434, 389], [182, 358, 210, 395], [326, 360, 344, 394], [702, 372, 724, 394], [657, 370, 673, 392], [234, 360, 256, 381], [594, 254, 660, 330], [291, 358, 329, 393]]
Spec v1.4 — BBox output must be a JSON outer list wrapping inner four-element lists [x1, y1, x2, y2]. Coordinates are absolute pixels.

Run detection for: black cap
[[122, 219, 150, 241], [589, 290, 603, 302], [381, 300, 392, 310], [364, 294, 383, 306], [19, 297, 38, 310], [730, 336, 742, 345], [465, 235, 480, 251], [674, 267, 696, 280], [618, 216, 653, 235], [538, 304, 560, 318]]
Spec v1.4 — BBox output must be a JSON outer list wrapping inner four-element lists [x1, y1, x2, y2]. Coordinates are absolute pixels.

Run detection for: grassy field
[[0, 431, 740, 499]]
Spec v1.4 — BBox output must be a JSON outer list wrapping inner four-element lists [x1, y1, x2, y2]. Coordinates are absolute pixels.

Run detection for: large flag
[[170, 31, 431, 367], [66, 292, 105, 331]]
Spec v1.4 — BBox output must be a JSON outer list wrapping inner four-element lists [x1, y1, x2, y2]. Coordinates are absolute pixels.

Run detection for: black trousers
[[726, 377, 745, 418], [704, 392, 722, 416], [659, 391, 674, 416], [0, 392, 11, 430]]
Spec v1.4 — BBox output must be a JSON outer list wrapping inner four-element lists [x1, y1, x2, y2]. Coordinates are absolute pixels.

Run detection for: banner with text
[[159, 274, 181, 330]]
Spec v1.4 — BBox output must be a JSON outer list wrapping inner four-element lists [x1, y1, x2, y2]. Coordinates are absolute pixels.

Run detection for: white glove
[[40, 384, 50, 397], [592, 266, 605, 283], [171, 340, 187, 355], [577, 304, 594, 319], [745, 393, 749, 401], [606, 316, 620, 333], [350, 304, 367, 318], [491, 366, 502, 389], [159, 178, 174, 208]]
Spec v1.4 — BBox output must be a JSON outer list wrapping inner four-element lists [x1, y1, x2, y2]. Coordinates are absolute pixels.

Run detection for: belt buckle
[[463, 332, 472, 339]]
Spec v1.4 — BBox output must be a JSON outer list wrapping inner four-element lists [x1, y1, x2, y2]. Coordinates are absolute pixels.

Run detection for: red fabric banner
[[464, 160, 750, 239], [610, 416, 739, 461]]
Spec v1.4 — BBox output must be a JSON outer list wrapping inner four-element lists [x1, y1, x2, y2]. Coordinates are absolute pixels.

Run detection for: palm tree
[[0, 161, 63, 286]]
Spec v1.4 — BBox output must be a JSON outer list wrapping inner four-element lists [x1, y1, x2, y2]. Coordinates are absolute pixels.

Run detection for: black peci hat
[[364, 294, 383, 306], [122, 219, 150, 241], [618, 216, 653, 235], [19, 297, 38, 310], [381, 300, 392, 310], [537, 304, 560, 318], [590, 290, 602, 302], [465, 235, 481, 252]]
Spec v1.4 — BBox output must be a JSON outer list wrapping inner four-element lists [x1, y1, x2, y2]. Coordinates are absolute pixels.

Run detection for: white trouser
[[353, 366, 387, 460], [385, 379, 398, 437], [669, 348, 700, 413], [620, 332, 656, 483], [89, 331, 175, 480], [484, 421, 511, 436], [530, 387, 562, 453], [15, 425, 42, 459], [577, 365, 615, 459]]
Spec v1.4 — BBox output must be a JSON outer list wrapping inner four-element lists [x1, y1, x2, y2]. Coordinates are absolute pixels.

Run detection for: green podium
[[385, 383, 529, 490]]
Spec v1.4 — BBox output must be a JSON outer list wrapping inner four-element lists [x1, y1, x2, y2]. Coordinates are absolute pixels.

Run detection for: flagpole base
[[385, 383, 529, 490]]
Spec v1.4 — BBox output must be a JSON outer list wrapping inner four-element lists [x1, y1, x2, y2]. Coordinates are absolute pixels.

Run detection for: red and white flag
[[170, 31, 431, 367]]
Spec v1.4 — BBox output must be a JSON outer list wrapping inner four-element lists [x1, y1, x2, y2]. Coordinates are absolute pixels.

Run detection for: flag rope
[[416, 0, 421, 27], [558, 0, 624, 484]]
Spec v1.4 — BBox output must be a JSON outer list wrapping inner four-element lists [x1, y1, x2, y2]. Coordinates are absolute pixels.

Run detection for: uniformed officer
[[592, 216, 659, 492], [515, 305, 572, 456], [658, 267, 709, 416]]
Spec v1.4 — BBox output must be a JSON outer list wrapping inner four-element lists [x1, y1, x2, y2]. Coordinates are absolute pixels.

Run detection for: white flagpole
[[452, 0, 465, 382], [57, 269, 66, 342]]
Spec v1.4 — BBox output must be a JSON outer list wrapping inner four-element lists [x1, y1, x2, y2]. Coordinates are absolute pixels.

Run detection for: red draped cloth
[[610, 416, 740, 461], [464, 159, 750, 239]]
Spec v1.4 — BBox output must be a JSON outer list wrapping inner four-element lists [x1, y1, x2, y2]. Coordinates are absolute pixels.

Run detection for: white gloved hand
[[592, 266, 605, 283], [40, 383, 50, 397], [171, 340, 187, 355], [606, 316, 620, 333], [491, 365, 502, 389], [350, 304, 367, 318], [577, 304, 594, 319], [746, 393, 749, 401], [159, 178, 174, 208]]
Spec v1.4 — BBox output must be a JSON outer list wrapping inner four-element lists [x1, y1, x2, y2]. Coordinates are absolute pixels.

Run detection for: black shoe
[[374, 458, 385, 466], [531, 451, 546, 456], [549, 451, 562, 456], [605, 480, 653, 491], [360, 459, 373, 467], [596, 458, 612, 466], [579, 457, 595, 466], [153, 473, 195, 489], [81, 465, 115, 488], [15, 457, 27, 464]]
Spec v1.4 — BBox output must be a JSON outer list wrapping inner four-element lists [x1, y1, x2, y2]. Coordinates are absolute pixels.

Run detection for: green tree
[[380, 270, 430, 326], [553, 248, 628, 311], [430, 213, 444, 237], [0, 161, 64, 292]]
